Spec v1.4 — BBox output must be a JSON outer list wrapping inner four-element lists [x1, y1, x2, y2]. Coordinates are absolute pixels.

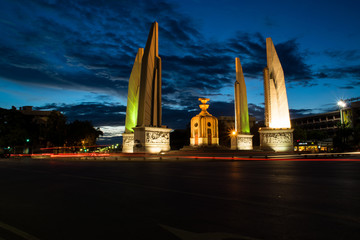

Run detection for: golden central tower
[[190, 98, 219, 147]]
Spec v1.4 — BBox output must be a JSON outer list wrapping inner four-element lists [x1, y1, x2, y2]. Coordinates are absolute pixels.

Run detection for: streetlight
[[229, 129, 237, 150], [337, 100, 346, 125], [337, 100, 346, 108]]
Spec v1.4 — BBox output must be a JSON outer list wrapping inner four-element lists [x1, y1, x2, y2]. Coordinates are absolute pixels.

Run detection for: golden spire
[[198, 98, 210, 114]]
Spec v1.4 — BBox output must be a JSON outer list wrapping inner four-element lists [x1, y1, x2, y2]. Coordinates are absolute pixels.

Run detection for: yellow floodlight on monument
[[259, 38, 294, 152]]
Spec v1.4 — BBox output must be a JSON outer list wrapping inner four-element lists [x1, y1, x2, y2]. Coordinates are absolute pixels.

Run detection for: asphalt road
[[0, 158, 359, 240]]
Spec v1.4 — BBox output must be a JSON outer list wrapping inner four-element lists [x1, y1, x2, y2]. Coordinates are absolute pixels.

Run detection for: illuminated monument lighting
[[122, 48, 143, 153], [190, 98, 219, 147], [123, 22, 171, 153], [259, 38, 294, 152], [233, 57, 253, 150]]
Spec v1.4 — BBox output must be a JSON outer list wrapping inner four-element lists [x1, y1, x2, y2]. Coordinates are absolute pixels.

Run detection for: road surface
[[0, 157, 359, 239]]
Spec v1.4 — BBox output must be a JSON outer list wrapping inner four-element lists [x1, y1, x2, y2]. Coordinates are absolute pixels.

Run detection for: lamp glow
[[337, 100, 346, 108]]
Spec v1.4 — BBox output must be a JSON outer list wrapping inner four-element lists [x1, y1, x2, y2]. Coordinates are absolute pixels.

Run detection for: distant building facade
[[291, 101, 360, 151], [292, 101, 359, 133], [292, 111, 341, 133], [18, 106, 58, 125]]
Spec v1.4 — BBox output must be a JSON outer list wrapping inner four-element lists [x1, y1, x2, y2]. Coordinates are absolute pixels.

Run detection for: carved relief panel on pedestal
[[262, 132, 292, 144], [146, 131, 170, 144]]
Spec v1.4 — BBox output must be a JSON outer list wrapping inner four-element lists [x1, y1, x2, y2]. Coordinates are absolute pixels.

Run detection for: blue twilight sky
[[1, 0, 360, 143]]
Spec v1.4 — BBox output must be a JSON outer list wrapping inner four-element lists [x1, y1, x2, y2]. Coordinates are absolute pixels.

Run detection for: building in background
[[291, 100, 360, 152], [18, 106, 57, 125], [0, 106, 62, 153]]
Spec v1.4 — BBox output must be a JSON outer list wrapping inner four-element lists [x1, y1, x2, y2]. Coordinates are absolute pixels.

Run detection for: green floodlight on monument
[[234, 57, 250, 134], [124, 48, 143, 133], [125, 86, 139, 133], [122, 22, 171, 154], [233, 57, 253, 150]]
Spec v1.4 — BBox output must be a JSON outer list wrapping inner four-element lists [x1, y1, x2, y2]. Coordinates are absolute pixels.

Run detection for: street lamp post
[[230, 130, 237, 150], [337, 100, 347, 151], [337, 100, 346, 125]]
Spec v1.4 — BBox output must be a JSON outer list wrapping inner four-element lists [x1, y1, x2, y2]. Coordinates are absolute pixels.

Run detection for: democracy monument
[[122, 22, 293, 153], [190, 98, 219, 147], [259, 38, 293, 152], [122, 22, 171, 153], [233, 57, 253, 150]]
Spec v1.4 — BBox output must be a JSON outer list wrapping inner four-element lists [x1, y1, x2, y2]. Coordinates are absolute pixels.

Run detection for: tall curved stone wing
[[124, 48, 143, 133], [137, 22, 162, 127], [264, 38, 291, 129], [234, 57, 250, 134]]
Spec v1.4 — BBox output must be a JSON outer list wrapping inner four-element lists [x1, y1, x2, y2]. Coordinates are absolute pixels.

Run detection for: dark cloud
[[227, 32, 265, 59], [2, 0, 358, 144], [205, 101, 234, 117], [264, 16, 277, 28], [161, 54, 233, 93], [339, 86, 354, 89], [275, 39, 313, 84], [317, 65, 360, 89], [226, 33, 314, 86], [324, 49, 360, 62], [35, 101, 194, 131], [315, 72, 328, 79], [248, 103, 265, 121], [163, 93, 200, 112], [0, 0, 322, 104], [321, 65, 360, 79], [289, 108, 314, 119], [316, 103, 339, 113], [162, 107, 193, 129], [35, 102, 126, 126], [1, 0, 231, 104]]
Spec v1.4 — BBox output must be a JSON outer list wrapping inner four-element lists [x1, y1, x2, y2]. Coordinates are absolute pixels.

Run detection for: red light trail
[[6, 153, 360, 161]]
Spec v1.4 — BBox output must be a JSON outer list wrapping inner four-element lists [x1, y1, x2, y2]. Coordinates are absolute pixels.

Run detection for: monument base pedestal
[[259, 128, 294, 152], [133, 126, 172, 153], [190, 137, 219, 147], [237, 134, 253, 150], [122, 133, 134, 153]]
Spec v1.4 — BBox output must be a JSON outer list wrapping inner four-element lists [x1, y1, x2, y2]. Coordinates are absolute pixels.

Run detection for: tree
[[45, 111, 67, 147], [352, 125, 360, 150], [333, 122, 353, 152], [66, 120, 103, 146], [293, 126, 307, 142], [307, 130, 328, 141], [0, 108, 30, 147], [1, 107, 104, 153]]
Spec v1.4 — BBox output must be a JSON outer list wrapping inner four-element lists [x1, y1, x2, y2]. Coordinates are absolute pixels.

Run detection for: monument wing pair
[[125, 22, 162, 134]]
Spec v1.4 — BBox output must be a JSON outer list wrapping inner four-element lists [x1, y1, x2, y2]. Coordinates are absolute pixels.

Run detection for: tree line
[[0, 108, 103, 152]]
